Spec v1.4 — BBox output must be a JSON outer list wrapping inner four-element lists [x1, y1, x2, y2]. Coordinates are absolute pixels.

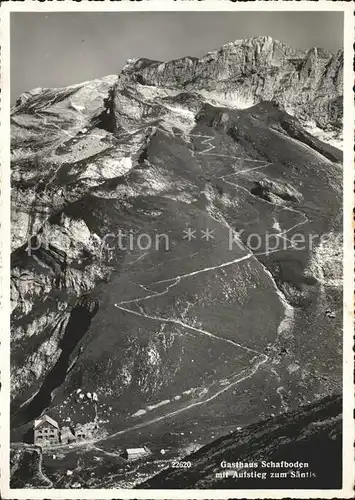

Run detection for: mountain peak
[[114, 36, 342, 131], [238, 35, 280, 45]]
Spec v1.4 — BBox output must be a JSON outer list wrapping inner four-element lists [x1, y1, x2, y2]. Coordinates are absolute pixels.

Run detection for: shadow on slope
[[140, 394, 342, 490], [11, 296, 99, 429]]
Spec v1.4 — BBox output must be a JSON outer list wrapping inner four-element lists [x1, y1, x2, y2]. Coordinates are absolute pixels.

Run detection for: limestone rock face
[[117, 36, 343, 130]]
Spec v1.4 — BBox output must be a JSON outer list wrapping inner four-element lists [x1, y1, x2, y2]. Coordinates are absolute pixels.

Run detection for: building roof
[[34, 415, 59, 430], [125, 447, 149, 454]]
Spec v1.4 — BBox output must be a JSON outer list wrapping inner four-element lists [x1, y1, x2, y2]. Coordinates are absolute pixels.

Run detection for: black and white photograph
[[1, 1, 354, 498]]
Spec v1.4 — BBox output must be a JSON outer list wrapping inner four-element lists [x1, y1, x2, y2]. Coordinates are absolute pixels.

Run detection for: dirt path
[[94, 133, 309, 443]]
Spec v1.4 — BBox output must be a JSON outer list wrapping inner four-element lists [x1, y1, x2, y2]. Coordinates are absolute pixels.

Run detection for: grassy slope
[[11, 99, 342, 487]]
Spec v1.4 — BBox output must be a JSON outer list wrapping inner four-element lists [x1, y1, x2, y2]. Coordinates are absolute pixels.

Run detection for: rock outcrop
[[117, 36, 343, 131]]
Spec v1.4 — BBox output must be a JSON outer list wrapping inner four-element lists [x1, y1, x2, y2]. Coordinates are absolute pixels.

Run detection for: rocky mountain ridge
[[14, 36, 343, 134], [118, 36, 341, 126]]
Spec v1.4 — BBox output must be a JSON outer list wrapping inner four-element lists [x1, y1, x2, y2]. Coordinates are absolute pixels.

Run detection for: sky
[[11, 12, 343, 101]]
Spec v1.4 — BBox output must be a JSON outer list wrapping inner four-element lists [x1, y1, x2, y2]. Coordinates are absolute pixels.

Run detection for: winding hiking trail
[[96, 132, 310, 443], [191, 133, 309, 241]]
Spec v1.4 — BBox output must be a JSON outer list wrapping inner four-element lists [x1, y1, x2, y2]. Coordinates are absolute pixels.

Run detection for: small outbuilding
[[121, 447, 151, 461]]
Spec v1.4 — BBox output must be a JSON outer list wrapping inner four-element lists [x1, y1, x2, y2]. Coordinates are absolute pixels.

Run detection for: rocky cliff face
[[10, 37, 343, 487], [118, 36, 343, 131]]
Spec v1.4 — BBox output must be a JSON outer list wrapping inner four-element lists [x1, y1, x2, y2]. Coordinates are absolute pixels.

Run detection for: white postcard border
[[1, 1, 354, 499]]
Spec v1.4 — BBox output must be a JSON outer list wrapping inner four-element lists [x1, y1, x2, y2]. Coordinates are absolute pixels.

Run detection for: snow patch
[[146, 399, 170, 411], [132, 409, 147, 417], [257, 259, 295, 338], [199, 90, 255, 110]]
